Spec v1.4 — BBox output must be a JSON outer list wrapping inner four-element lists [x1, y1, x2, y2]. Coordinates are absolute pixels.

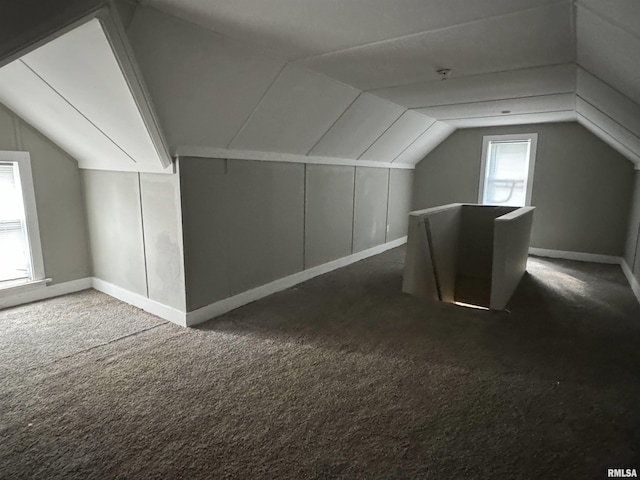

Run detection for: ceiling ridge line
[[291, 0, 571, 64], [18, 58, 138, 164], [409, 92, 576, 110], [364, 62, 576, 94], [575, 1, 640, 44]]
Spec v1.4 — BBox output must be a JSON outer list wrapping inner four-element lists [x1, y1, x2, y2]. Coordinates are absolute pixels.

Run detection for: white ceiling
[[2, 0, 640, 170], [0, 16, 172, 172]]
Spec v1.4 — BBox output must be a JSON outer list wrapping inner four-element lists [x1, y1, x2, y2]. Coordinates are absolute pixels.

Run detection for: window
[[0, 152, 45, 287], [478, 133, 538, 207]]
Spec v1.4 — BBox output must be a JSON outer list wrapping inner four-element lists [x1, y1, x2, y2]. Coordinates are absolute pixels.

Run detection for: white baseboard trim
[[0, 277, 92, 310], [620, 260, 640, 305], [529, 247, 622, 265], [185, 236, 408, 327], [91, 278, 187, 327]]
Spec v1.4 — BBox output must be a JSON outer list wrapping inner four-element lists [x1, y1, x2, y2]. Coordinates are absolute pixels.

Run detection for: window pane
[[483, 140, 530, 206], [0, 162, 30, 283]]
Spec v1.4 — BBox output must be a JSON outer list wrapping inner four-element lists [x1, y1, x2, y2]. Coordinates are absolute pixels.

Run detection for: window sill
[[0, 278, 52, 298]]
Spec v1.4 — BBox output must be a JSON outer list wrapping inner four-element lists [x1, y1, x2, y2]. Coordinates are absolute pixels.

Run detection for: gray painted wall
[[413, 122, 635, 256], [0, 104, 91, 284], [180, 158, 413, 312], [82, 169, 186, 311], [625, 172, 640, 282]]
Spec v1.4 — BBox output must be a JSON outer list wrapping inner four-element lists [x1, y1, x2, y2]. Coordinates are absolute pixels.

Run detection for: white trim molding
[[0, 277, 91, 310], [478, 133, 538, 206], [185, 236, 408, 327], [91, 277, 186, 327], [528, 247, 622, 264], [529, 248, 640, 305], [621, 260, 640, 305], [175, 146, 415, 170]]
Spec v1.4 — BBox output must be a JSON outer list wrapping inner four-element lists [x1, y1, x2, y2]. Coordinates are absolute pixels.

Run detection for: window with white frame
[[0, 152, 45, 287], [478, 133, 538, 207]]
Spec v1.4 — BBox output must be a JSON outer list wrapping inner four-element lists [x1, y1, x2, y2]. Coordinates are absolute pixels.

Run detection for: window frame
[[0, 151, 45, 287], [477, 133, 538, 207]]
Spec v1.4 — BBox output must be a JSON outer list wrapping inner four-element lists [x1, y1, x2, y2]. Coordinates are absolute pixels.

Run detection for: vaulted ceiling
[[0, 0, 639, 170]]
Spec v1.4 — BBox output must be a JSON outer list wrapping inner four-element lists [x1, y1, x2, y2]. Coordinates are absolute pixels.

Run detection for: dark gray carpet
[[1, 247, 639, 479]]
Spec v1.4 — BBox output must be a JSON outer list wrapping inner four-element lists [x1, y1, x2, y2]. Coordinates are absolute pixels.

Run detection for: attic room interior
[[1, 0, 640, 477]]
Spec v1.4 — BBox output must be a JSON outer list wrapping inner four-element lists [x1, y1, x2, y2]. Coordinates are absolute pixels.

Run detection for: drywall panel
[[140, 172, 186, 311], [394, 121, 455, 165], [414, 123, 635, 256], [145, 0, 560, 60], [82, 170, 147, 295], [309, 93, 404, 159], [360, 110, 433, 162], [387, 169, 413, 241], [577, 68, 640, 138], [128, 6, 285, 149], [577, 7, 640, 105], [624, 172, 640, 271], [231, 66, 360, 154], [447, 111, 576, 129], [576, 98, 640, 161], [298, 3, 574, 90], [304, 165, 355, 268], [577, 115, 640, 166], [490, 207, 534, 310], [0, 104, 17, 149], [23, 19, 160, 167], [402, 212, 438, 300], [0, 60, 138, 171], [227, 161, 304, 295], [426, 206, 462, 302], [416, 94, 575, 121], [372, 64, 576, 109], [179, 158, 230, 311], [19, 120, 91, 284], [353, 167, 389, 252]]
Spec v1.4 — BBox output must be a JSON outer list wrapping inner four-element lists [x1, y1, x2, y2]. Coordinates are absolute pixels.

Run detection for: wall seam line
[[358, 109, 406, 160], [305, 92, 362, 156], [351, 166, 357, 253], [137, 172, 150, 298]]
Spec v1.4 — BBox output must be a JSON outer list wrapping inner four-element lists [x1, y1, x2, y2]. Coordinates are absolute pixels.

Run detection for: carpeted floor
[[1, 247, 639, 479]]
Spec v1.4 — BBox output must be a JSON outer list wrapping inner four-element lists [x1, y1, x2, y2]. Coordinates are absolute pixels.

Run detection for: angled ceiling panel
[[577, 6, 640, 105], [295, 2, 574, 91], [577, 97, 640, 165], [446, 111, 576, 128], [578, 0, 639, 42], [142, 0, 563, 61], [393, 121, 455, 165], [230, 65, 360, 154], [359, 110, 434, 162], [577, 112, 640, 166], [309, 93, 404, 159], [0, 60, 139, 171], [416, 93, 575, 121], [22, 19, 161, 166], [371, 64, 576, 109], [577, 68, 640, 138], [128, 6, 286, 150]]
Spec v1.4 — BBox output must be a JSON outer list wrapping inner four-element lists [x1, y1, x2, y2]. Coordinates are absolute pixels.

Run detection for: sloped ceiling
[[136, 0, 640, 169], [1, 0, 639, 169], [0, 11, 172, 173]]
